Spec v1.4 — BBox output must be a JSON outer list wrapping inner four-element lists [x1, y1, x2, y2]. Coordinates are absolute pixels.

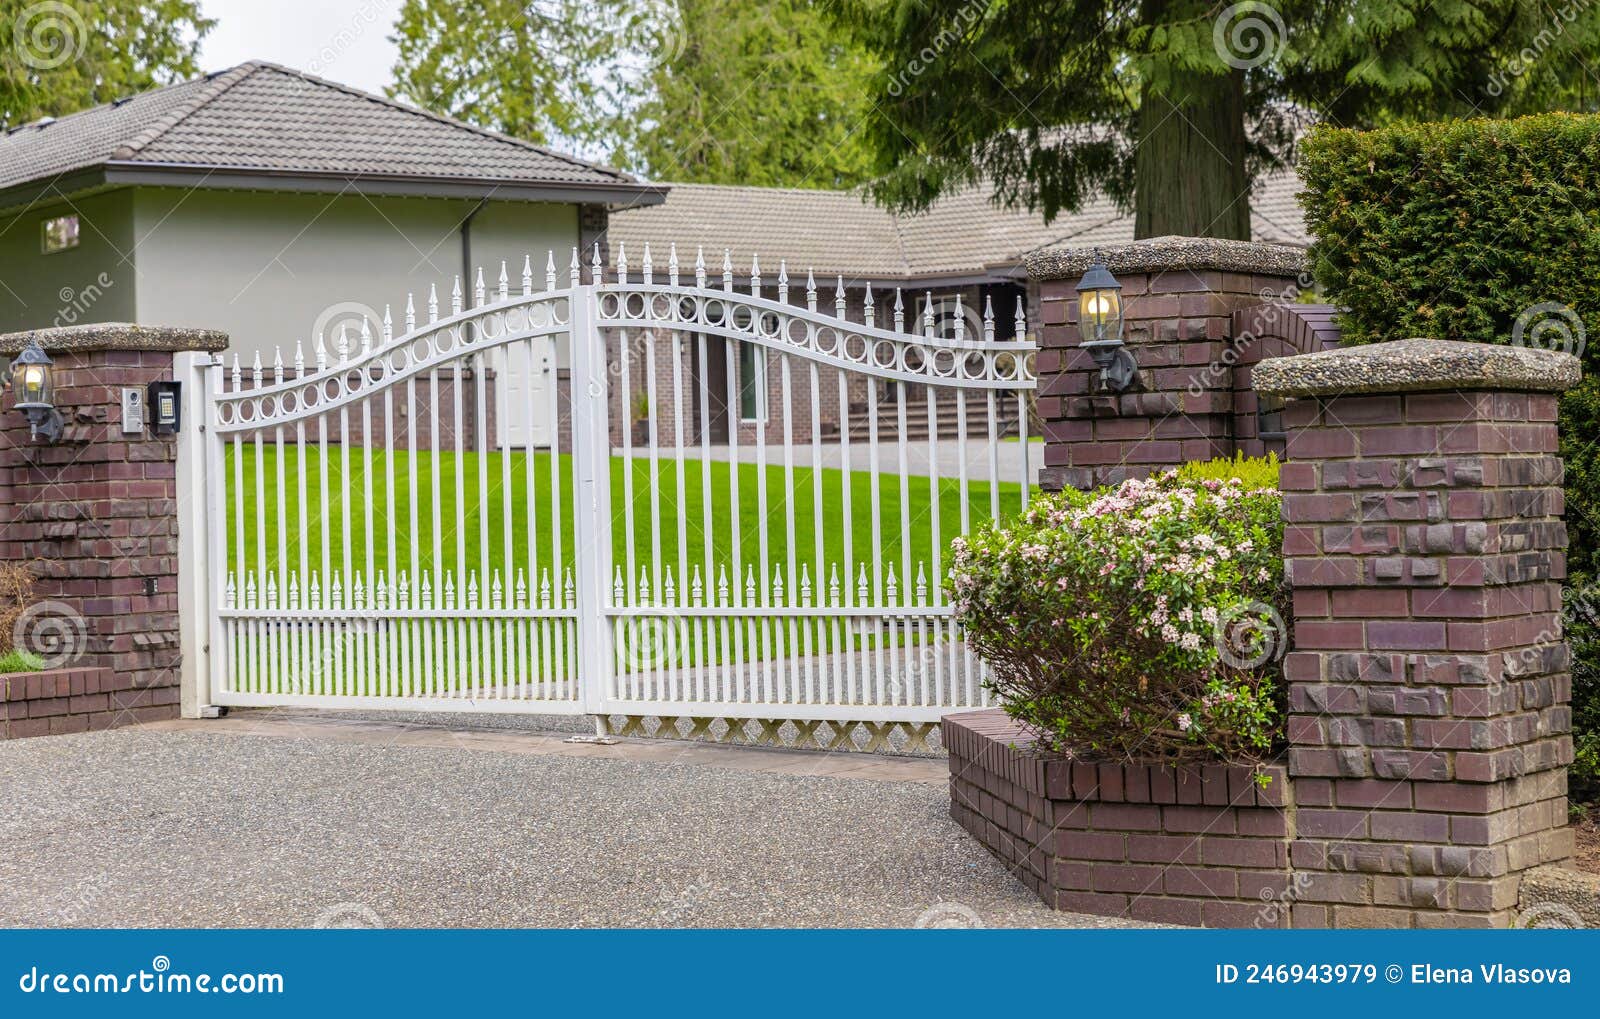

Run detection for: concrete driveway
[[0, 713, 1139, 929]]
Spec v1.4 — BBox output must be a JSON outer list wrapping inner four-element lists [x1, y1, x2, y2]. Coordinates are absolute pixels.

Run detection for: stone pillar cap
[[0, 322, 228, 355], [1025, 235, 1308, 281], [1254, 337, 1582, 397]]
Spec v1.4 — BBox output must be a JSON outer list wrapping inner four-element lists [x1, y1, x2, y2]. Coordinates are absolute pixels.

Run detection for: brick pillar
[[1027, 237, 1309, 490], [0, 324, 227, 730], [1256, 338, 1579, 928]]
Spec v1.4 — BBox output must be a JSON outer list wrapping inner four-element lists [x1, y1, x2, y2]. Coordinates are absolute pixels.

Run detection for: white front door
[[497, 338, 553, 448]]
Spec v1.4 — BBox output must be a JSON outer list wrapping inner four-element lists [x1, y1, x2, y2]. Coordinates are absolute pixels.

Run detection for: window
[[921, 293, 975, 341], [738, 341, 766, 421], [41, 215, 78, 254]]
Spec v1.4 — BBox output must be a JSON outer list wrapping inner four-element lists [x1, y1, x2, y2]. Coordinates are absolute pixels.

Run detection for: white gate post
[[567, 284, 616, 729], [176, 351, 223, 718]]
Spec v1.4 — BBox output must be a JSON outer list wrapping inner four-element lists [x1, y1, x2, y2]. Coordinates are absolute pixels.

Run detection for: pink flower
[[1177, 713, 1193, 732]]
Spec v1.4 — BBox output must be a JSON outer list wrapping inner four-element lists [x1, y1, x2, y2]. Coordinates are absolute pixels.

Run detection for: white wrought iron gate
[[196, 246, 1035, 745]]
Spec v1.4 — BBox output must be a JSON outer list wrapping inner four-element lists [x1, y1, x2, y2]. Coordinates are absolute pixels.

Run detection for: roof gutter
[[99, 161, 669, 208]]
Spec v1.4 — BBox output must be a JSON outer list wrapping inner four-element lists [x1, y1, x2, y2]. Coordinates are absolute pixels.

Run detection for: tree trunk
[[1134, 66, 1251, 241]]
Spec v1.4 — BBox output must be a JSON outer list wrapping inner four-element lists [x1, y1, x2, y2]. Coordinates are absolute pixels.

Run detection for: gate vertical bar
[[568, 283, 615, 727]]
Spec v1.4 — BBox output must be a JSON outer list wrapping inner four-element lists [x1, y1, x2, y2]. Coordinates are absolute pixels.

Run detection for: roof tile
[[610, 171, 1308, 279], [0, 61, 639, 194]]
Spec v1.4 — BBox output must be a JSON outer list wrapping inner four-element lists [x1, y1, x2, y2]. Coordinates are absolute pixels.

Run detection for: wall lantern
[[1076, 252, 1140, 392], [10, 340, 63, 442]]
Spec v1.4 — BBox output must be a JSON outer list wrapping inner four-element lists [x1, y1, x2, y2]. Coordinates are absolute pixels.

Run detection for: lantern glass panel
[[1078, 288, 1122, 343], [11, 352, 53, 409]]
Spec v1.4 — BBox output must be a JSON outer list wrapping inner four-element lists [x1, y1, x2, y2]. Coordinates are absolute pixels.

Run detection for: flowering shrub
[[949, 469, 1287, 762]]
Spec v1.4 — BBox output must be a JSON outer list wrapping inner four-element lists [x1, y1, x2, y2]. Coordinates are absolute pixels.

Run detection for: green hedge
[[1300, 113, 1600, 348], [1300, 113, 1600, 804]]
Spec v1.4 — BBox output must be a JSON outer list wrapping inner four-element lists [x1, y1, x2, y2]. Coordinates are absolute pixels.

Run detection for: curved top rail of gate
[[596, 246, 1034, 391], [211, 288, 574, 434], [211, 243, 1035, 434]]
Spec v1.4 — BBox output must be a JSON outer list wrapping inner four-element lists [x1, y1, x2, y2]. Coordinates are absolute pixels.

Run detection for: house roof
[[608, 170, 1308, 282], [0, 61, 665, 210]]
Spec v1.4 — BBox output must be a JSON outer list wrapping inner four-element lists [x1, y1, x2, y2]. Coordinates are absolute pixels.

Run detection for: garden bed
[[945, 709, 1292, 927]]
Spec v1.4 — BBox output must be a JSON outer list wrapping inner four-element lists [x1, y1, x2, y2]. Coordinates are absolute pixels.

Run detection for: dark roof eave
[[99, 161, 669, 208], [0, 168, 112, 215]]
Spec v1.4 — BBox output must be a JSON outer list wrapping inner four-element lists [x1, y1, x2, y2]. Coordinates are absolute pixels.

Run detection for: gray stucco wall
[[0, 190, 137, 335], [130, 189, 580, 363]]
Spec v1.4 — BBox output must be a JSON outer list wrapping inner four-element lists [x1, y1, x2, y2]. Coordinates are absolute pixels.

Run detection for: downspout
[[460, 197, 489, 296]]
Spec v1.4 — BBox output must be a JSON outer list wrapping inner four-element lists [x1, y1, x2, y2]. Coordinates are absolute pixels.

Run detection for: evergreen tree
[[617, 0, 879, 188], [0, 0, 213, 128], [388, 0, 668, 155], [828, 0, 1600, 239]]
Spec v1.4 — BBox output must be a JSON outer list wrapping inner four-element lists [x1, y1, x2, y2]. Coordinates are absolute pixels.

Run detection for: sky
[[197, 0, 402, 95]]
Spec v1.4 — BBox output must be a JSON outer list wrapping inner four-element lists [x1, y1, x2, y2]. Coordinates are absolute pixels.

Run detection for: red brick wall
[[1037, 271, 1309, 490], [946, 710, 1294, 927], [0, 350, 184, 724], [0, 666, 149, 738], [1229, 304, 1341, 457]]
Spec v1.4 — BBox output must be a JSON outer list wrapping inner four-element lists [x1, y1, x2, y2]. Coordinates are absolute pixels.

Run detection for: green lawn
[[224, 446, 1028, 604]]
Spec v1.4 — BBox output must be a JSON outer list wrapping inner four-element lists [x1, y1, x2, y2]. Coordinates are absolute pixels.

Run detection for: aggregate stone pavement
[[0, 723, 1147, 929]]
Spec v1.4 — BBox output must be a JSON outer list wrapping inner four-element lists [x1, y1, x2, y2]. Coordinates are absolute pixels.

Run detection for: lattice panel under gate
[[606, 715, 942, 754]]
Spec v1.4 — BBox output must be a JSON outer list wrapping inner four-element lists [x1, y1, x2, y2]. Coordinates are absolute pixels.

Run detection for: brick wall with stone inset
[[1258, 338, 1578, 928], [948, 336, 1580, 928], [0, 323, 228, 735]]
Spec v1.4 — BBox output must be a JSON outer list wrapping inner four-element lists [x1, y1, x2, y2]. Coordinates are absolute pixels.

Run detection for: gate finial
[[668, 243, 680, 286], [777, 260, 789, 304], [616, 242, 628, 284], [590, 243, 603, 285], [451, 274, 463, 315], [864, 283, 876, 328], [695, 246, 706, 289], [721, 249, 733, 292]]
